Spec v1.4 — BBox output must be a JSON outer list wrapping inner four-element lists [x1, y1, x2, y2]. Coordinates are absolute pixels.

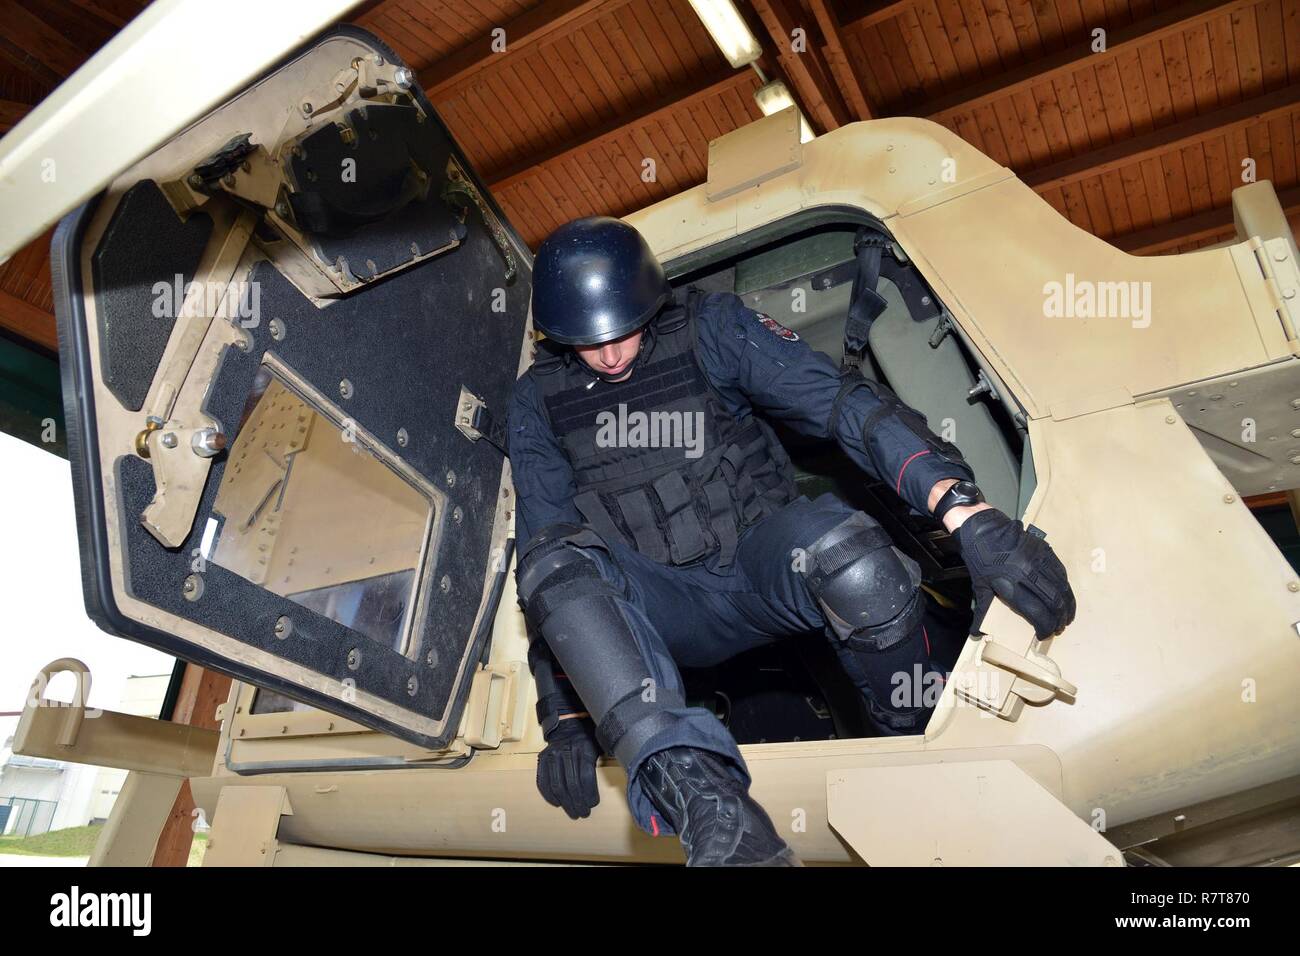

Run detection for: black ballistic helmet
[[531, 216, 671, 345]]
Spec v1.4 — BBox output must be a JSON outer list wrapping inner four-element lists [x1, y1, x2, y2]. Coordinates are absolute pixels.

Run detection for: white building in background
[[87, 673, 172, 822], [0, 673, 171, 837], [0, 432, 175, 842]]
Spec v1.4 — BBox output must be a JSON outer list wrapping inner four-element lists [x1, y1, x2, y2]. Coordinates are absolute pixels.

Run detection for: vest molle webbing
[[534, 292, 796, 567]]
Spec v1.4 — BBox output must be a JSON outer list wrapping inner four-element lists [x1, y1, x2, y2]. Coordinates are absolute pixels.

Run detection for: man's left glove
[[955, 509, 1076, 639], [537, 716, 602, 820]]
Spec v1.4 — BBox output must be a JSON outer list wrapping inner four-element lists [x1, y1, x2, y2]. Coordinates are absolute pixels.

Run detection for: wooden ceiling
[[2, 0, 1298, 355]]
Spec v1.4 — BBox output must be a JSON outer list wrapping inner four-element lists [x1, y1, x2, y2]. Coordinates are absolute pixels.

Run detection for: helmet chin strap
[[580, 294, 676, 383], [589, 325, 655, 383]]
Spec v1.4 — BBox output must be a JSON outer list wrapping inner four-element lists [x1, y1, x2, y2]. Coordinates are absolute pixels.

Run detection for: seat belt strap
[[843, 229, 890, 373]]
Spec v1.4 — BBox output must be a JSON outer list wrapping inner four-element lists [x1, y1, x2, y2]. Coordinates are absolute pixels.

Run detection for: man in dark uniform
[[509, 217, 1075, 866]]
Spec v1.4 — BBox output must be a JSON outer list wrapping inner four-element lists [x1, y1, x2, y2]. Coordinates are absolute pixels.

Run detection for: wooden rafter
[[807, 0, 872, 121], [839, 0, 914, 33], [0, 0, 88, 79], [418, 0, 635, 102], [922, 0, 1260, 124], [1114, 185, 1300, 255], [487, 70, 756, 192], [749, 0, 850, 132], [0, 288, 57, 352], [1024, 84, 1300, 193], [66, 0, 132, 29]]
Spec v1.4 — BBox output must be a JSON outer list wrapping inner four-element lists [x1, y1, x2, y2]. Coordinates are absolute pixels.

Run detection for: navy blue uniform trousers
[[573, 492, 936, 834]]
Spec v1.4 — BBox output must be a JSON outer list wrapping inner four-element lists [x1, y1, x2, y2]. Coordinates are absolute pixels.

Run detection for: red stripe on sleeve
[[895, 450, 931, 494]]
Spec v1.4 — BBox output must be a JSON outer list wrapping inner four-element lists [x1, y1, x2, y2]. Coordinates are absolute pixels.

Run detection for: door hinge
[[1248, 237, 1300, 346]]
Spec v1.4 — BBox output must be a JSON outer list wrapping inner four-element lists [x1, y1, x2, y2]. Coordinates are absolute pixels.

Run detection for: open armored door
[[52, 28, 530, 749]]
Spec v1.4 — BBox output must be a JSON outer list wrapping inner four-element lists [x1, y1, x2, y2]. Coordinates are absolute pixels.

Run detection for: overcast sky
[[0, 431, 173, 717]]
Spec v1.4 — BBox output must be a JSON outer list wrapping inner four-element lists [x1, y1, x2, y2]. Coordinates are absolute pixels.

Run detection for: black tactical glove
[[955, 509, 1076, 639], [537, 716, 602, 820]]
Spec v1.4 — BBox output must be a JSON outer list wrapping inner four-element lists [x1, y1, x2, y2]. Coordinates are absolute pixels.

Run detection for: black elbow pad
[[842, 374, 971, 477]]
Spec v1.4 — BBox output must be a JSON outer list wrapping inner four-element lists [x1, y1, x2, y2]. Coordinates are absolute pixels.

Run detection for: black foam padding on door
[[118, 451, 444, 715], [91, 180, 212, 411], [115, 208, 529, 729]]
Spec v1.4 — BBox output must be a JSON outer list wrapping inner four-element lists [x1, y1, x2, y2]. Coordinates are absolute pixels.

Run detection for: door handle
[[979, 640, 1078, 699]]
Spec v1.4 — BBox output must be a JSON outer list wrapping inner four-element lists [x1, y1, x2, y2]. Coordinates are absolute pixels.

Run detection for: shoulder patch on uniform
[[753, 311, 799, 342]]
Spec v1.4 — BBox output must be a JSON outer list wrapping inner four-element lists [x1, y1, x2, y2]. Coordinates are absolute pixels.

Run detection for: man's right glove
[[537, 716, 601, 820], [955, 508, 1076, 640]]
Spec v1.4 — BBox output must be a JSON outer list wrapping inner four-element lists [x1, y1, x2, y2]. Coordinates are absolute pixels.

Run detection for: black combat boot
[[637, 747, 801, 867]]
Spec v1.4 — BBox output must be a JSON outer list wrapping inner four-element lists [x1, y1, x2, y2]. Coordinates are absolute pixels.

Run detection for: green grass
[[0, 825, 210, 863], [0, 823, 102, 857], [188, 832, 208, 867]]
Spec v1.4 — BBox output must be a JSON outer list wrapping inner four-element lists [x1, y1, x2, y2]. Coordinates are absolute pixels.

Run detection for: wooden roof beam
[[0, 0, 88, 79], [418, 0, 634, 102], [66, 0, 132, 29], [486, 70, 756, 192], [1025, 84, 1300, 192], [749, 0, 850, 132], [839, 0, 914, 33], [1114, 185, 1300, 255], [0, 288, 57, 353], [921, 0, 1260, 124], [808, 0, 873, 120]]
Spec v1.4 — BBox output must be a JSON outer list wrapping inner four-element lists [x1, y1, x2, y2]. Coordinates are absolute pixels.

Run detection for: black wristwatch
[[933, 480, 985, 524]]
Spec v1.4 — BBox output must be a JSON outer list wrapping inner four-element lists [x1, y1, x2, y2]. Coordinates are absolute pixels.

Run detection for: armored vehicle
[[7, 22, 1300, 866]]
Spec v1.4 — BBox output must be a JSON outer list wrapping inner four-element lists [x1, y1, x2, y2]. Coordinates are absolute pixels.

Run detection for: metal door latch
[[454, 386, 507, 456]]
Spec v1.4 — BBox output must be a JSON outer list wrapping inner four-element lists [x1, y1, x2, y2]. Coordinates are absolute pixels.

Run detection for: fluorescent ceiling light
[[754, 80, 816, 143], [688, 0, 762, 69]]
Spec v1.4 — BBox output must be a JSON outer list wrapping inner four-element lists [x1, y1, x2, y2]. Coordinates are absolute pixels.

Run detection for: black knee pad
[[801, 512, 924, 650], [516, 523, 608, 612]]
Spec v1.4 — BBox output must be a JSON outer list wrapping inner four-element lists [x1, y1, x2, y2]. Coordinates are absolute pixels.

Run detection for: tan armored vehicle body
[[10, 25, 1300, 866]]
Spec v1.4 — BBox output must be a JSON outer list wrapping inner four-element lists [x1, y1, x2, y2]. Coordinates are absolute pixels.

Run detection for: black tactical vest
[[531, 291, 797, 568]]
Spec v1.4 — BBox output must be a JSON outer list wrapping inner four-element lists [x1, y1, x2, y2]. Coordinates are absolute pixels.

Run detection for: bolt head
[[191, 427, 227, 457]]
